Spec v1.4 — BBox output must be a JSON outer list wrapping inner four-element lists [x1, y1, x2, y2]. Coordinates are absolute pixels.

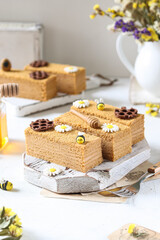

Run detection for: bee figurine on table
[[0, 179, 13, 191], [76, 132, 85, 144], [95, 98, 105, 111]]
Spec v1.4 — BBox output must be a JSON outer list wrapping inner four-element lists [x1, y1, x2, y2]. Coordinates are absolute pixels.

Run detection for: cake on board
[[25, 60, 86, 95], [71, 100, 144, 145], [0, 59, 57, 101], [25, 119, 103, 173], [54, 111, 132, 161]]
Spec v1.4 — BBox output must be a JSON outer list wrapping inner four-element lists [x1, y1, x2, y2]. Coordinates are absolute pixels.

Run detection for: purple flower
[[114, 20, 136, 32]]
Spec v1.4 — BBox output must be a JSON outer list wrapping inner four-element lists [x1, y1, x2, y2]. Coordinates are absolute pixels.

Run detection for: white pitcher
[[116, 33, 160, 97]]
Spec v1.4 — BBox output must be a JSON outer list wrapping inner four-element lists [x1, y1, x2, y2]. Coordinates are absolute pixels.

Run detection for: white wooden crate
[[0, 22, 43, 69]]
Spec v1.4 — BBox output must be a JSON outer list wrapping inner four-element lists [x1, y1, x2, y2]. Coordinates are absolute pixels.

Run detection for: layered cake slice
[[0, 64, 57, 101], [54, 112, 132, 161], [71, 100, 144, 145], [25, 61, 86, 95], [25, 119, 103, 173]]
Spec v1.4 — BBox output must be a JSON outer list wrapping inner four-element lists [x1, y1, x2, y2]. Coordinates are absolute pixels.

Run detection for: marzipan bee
[[0, 179, 13, 191], [76, 132, 85, 144], [95, 98, 105, 111]]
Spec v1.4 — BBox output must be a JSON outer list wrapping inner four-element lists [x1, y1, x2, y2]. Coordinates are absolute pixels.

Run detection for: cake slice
[[25, 126, 103, 173], [71, 100, 144, 145], [25, 62, 86, 95], [0, 70, 57, 101], [54, 112, 132, 161]]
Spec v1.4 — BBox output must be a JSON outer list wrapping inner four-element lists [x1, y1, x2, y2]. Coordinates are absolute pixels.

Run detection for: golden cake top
[[71, 100, 144, 126], [54, 112, 130, 141], [0, 69, 56, 83], [25, 125, 100, 145], [24, 62, 85, 75]]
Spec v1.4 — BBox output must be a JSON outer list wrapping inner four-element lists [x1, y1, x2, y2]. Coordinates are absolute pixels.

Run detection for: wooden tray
[[23, 139, 150, 194]]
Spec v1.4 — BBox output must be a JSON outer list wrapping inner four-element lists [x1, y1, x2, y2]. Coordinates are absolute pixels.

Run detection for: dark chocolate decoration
[[30, 119, 54, 132], [30, 60, 48, 68], [115, 107, 138, 119], [30, 71, 49, 80]]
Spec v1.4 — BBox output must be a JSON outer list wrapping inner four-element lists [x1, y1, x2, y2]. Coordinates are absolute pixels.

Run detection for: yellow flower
[[139, 3, 146, 8], [0, 208, 15, 217], [107, 8, 114, 13], [100, 11, 105, 16], [148, 27, 159, 41], [128, 224, 136, 234], [112, 14, 116, 19], [14, 215, 22, 226], [93, 4, 100, 11], [90, 14, 96, 19], [141, 27, 159, 41], [133, 2, 138, 8], [146, 103, 151, 107], [146, 109, 152, 114], [151, 111, 158, 117], [118, 11, 124, 17], [9, 224, 23, 237]]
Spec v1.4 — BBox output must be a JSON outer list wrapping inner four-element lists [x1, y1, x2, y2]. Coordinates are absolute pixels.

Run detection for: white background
[[0, 0, 137, 76]]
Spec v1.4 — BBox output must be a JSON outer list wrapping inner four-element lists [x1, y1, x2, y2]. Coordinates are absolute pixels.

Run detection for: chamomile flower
[[55, 124, 72, 133], [64, 66, 78, 73], [101, 123, 119, 133], [43, 166, 64, 177], [73, 99, 90, 108]]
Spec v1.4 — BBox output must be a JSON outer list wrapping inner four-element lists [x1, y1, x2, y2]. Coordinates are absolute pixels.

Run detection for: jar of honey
[[0, 83, 19, 150]]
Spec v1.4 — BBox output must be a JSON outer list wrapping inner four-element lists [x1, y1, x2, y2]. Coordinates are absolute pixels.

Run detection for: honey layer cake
[[54, 112, 132, 162], [25, 127, 103, 173], [71, 101, 144, 145], [25, 63, 86, 95], [0, 70, 57, 101]]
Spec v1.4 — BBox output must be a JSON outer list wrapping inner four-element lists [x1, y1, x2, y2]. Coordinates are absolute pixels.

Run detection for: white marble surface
[[0, 78, 160, 240]]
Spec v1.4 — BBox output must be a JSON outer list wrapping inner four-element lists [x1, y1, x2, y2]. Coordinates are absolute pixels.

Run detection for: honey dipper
[[0, 83, 19, 97], [70, 109, 101, 129]]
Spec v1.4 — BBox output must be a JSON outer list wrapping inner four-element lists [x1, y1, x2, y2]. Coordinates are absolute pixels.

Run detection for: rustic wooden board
[[108, 224, 160, 240], [23, 139, 150, 194]]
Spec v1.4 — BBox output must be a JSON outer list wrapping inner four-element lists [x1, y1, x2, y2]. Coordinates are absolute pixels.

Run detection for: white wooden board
[[4, 76, 114, 117], [23, 139, 150, 194]]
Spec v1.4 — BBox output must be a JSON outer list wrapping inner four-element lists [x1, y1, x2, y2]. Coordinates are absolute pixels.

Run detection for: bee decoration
[[76, 132, 85, 144], [95, 98, 105, 111], [0, 179, 13, 191]]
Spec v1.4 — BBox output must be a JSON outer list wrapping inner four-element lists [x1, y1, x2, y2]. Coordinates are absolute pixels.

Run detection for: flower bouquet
[[90, 1, 160, 97], [0, 207, 23, 239], [90, 0, 160, 43]]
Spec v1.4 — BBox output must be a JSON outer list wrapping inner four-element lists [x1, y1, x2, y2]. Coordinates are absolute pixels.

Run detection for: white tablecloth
[[0, 78, 160, 240]]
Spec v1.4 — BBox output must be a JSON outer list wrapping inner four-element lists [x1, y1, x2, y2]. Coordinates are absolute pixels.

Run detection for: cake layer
[[71, 101, 144, 145], [54, 112, 132, 161], [0, 70, 57, 101], [25, 63, 86, 94], [25, 127, 103, 173]]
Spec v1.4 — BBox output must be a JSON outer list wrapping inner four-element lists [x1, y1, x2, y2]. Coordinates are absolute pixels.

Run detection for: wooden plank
[[23, 139, 150, 194]]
